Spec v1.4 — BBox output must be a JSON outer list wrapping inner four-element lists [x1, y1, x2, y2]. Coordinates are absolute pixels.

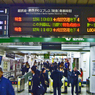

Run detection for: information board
[[0, 8, 9, 37], [10, 7, 81, 36], [85, 8, 95, 34], [9, 6, 95, 37]]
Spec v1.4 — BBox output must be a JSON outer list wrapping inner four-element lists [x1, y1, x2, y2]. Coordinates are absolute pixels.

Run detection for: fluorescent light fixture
[[20, 51, 47, 54], [17, 46, 41, 50], [0, 26, 2, 30], [62, 47, 83, 49], [61, 44, 90, 47], [62, 49, 80, 51], [7, 45, 41, 49], [0, 21, 3, 24]]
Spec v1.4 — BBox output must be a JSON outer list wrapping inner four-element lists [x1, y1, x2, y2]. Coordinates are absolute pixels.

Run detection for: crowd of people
[[30, 59, 83, 95], [0, 59, 83, 95]]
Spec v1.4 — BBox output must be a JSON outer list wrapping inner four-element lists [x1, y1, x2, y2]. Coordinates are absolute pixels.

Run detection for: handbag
[[42, 74, 49, 87], [37, 84, 45, 95]]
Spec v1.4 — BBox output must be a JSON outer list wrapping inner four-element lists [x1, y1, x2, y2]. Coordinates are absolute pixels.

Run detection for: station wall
[[79, 52, 90, 81]]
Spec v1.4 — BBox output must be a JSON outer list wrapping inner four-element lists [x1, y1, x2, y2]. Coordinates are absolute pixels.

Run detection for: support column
[[28, 55, 32, 67], [70, 52, 74, 70], [24, 55, 27, 63], [90, 46, 95, 93]]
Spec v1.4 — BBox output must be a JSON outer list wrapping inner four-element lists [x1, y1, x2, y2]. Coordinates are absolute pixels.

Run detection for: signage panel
[[10, 7, 81, 36]]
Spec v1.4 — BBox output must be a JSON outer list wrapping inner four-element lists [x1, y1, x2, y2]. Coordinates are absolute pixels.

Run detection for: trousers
[[71, 83, 78, 95], [53, 87, 61, 95]]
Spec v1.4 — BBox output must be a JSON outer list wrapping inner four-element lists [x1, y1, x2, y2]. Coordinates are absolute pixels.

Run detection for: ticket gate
[[62, 77, 67, 93], [86, 77, 90, 93], [78, 79, 82, 93], [49, 77, 67, 93], [17, 76, 25, 92], [28, 76, 32, 93]]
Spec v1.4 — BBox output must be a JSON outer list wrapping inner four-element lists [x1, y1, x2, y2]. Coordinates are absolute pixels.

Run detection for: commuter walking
[[35, 65, 41, 78], [80, 68, 83, 87], [31, 66, 40, 95], [71, 67, 80, 95], [0, 67, 15, 95], [50, 65, 63, 95], [40, 68, 49, 95], [80, 68, 83, 81], [26, 62, 30, 72], [21, 62, 26, 75], [67, 69, 72, 86]]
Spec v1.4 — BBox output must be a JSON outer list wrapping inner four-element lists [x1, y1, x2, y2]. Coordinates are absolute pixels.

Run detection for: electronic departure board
[[85, 8, 95, 34], [0, 8, 9, 37], [10, 7, 81, 37], [10, 6, 95, 37]]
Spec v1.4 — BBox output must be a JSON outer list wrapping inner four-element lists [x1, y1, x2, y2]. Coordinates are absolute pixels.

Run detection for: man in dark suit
[[40, 68, 49, 95], [31, 66, 40, 95], [35, 65, 41, 78], [50, 65, 63, 95], [71, 67, 80, 95], [21, 62, 26, 75]]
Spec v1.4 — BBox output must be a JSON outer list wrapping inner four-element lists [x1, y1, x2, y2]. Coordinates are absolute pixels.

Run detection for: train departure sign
[[10, 6, 95, 37], [10, 7, 81, 37]]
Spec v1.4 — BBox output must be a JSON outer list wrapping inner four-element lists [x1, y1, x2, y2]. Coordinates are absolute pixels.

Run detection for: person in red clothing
[[80, 68, 83, 81]]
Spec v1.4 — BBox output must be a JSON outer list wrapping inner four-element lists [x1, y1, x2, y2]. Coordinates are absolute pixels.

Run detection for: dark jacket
[[0, 76, 15, 95], [71, 70, 80, 84], [49, 65, 54, 72], [40, 73, 49, 87], [43, 62, 47, 68], [50, 70, 63, 87], [67, 70, 72, 83], [26, 64, 30, 72], [63, 68, 67, 77], [35, 69, 40, 78], [31, 74, 40, 95], [21, 64, 26, 75], [46, 63, 50, 69]]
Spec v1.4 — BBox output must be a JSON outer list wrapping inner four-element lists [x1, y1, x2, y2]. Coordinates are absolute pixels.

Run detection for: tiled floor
[[15, 85, 93, 95]]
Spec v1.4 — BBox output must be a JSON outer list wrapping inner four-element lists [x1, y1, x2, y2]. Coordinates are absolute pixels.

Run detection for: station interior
[[0, 0, 95, 95], [0, 41, 94, 95]]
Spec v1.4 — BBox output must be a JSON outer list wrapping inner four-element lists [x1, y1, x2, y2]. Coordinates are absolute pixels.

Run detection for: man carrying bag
[[40, 68, 49, 95], [31, 66, 44, 95]]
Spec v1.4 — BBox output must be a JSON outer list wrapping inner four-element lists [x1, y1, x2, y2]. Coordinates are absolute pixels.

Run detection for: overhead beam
[[67, 0, 77, 4], [56, 0, 66, 4], [35, 0, 44, 3], [3, 0, 14, 4], [44, 0, 56, 3], [88, 0, 95, 4], [78, 0, 88, 4], [0, 0, 6, 4], [13, 0, 24, 3], [24, 0, 34, 4]]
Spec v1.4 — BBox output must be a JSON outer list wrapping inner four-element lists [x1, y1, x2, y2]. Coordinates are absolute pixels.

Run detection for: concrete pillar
[[90, 46, 95, 93], [70, 52, 74, 70], [24, 55, 27, 63], [28, 55, 32, 67]]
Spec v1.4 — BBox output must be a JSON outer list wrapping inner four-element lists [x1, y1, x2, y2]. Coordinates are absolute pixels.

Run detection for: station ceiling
[[0, 0, 95, 5]]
